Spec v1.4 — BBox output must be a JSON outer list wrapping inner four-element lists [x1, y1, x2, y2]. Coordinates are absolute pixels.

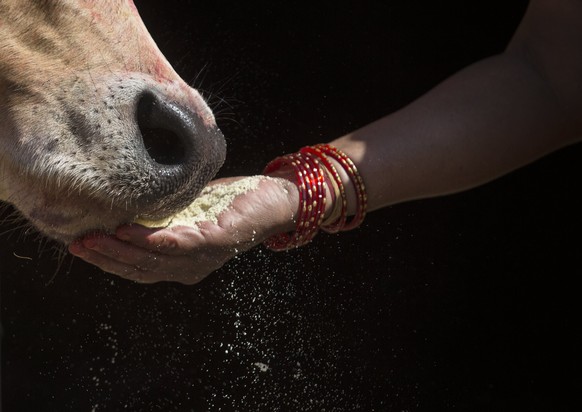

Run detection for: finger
[[69, 240, 205, 284], [69, 241, 157, 283], [116, 223, 209, 255], [78, 234, 163, 272]]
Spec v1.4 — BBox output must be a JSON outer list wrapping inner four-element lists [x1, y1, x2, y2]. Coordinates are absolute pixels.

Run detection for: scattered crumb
[[253, 362, 270, 372]]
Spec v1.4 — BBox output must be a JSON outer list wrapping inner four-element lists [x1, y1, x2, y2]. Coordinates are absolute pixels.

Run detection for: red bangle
[[300, 146, 347, 233], [313, 144, 367, 231], [263, 144, 367, 251], [263, 151, 326, 251]]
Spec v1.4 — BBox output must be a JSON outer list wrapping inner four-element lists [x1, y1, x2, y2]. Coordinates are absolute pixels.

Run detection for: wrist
[[261, 171, 300, 235], [262, 144, 367, 251]]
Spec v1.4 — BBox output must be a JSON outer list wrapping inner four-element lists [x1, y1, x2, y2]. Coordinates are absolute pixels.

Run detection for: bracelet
[[263, 144, 367, 251], [320, 166, 343, 228], [263, 151, 327, 251], [313, 144, 368, 231], [300, 145, 347, 233]]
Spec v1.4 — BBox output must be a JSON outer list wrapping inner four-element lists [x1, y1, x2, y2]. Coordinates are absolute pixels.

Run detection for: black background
[[1, 1, 580, 411]]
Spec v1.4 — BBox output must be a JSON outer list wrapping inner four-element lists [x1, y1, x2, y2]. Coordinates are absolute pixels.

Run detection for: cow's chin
[[3, 180, 132, 244], [2, 167, 204, 244], [21, 198, 133, 244]]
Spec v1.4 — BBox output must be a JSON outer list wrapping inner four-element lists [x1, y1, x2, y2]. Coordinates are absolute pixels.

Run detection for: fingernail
[[117, 232, 130, 241]]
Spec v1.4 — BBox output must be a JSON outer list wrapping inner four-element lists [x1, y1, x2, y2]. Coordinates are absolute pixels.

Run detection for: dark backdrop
[[2, 1, 580, 411]]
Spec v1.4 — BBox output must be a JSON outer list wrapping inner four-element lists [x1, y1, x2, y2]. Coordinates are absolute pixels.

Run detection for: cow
[[0, 0, 226, 244]]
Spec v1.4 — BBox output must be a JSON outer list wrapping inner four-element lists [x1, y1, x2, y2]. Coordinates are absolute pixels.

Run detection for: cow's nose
[[134, 91, 226, 211], [137, 92, 195, 166]]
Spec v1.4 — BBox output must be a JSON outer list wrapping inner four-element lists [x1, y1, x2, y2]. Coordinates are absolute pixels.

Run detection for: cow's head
[[0, 0, 226, 243]]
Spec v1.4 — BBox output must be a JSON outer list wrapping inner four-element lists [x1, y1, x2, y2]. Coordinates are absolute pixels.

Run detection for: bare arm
[[331, 0, 582, 212], [70, 0, 582, 284]]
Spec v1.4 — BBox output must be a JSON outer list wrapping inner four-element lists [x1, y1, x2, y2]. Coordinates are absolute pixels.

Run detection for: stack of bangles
[[263, 143, 367, 251]]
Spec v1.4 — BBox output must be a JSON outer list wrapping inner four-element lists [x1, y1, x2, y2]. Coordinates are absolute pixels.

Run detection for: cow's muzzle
[[133, 91, 226, 217]]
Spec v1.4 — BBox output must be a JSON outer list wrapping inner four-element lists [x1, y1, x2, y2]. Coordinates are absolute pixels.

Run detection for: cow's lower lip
[[26, 206, 123, 244], [37, 223, 112, 245], [41, 228, 78, 244], [29, 209, 75, 227]]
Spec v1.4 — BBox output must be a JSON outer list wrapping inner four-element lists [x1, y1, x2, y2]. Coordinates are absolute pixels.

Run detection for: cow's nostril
[[136, 92, 191, 166], [139, 126, 185, 165]]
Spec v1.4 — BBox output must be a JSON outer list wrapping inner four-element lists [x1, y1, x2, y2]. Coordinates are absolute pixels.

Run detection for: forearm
[[331, 52, 580, 212], [331, 3, 582, 210]]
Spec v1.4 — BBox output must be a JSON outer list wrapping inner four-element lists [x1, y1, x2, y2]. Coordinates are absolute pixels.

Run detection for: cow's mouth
[[23, 198, 128, 244]]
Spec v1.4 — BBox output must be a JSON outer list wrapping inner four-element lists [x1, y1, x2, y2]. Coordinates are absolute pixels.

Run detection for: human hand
[[68, 176, 298, 284]]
